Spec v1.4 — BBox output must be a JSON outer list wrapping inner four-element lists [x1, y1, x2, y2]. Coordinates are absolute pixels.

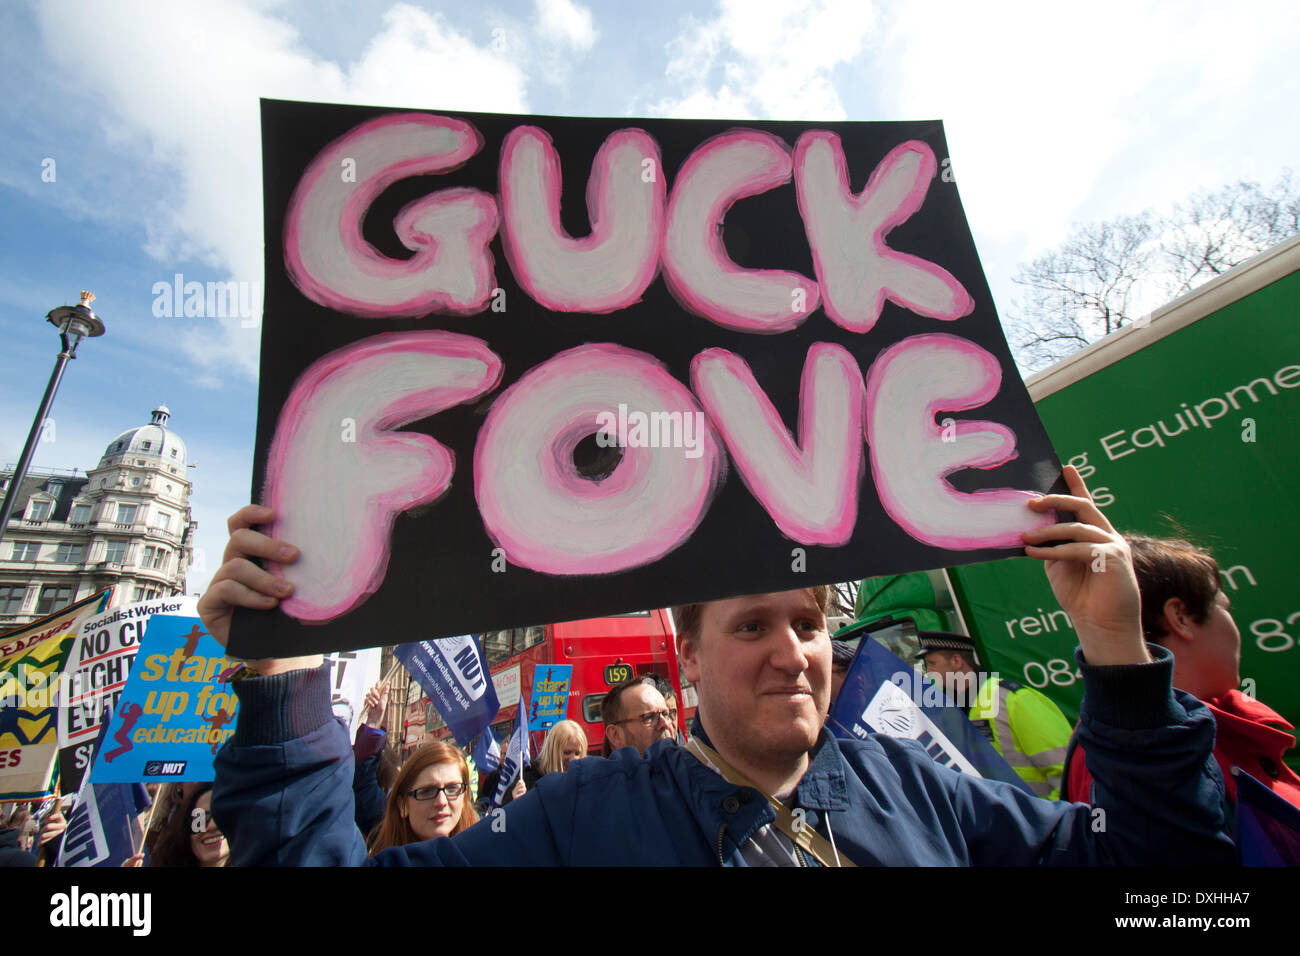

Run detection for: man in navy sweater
[[204, 467, 1234, 866]]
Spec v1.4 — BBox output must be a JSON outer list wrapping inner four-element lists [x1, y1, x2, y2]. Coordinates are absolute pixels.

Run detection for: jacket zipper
[[716, 824, 728, 865]]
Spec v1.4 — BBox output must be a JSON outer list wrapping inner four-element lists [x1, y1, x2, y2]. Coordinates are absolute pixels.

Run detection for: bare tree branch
[[1006, 169, 1298, 374]]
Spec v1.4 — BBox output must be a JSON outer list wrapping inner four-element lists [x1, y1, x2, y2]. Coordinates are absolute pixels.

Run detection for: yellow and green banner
[[0, 589, 112, 799]]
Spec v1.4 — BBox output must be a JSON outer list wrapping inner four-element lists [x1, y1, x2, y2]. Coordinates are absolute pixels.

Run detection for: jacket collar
[[688, 716, 850, 811], [1206, 689, 1297, 759]]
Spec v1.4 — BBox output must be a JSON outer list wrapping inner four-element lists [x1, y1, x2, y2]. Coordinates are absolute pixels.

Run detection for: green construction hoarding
[[946, 248, 1300, 770]]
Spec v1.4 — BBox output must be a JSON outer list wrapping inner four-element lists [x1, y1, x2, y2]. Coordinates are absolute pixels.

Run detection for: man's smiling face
[[680, 589, 830, 769]]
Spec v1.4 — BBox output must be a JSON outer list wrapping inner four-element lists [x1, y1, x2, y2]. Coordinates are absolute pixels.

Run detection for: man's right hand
[[363, 682, 390, 729], [196, 505, 322, 676], [39, 805, 67, 846]]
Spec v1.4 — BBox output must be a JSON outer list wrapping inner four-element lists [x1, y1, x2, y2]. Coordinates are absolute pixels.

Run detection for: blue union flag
[[57, 704, 153, 867], [828, 632, 1032, 793], [393, 635, 499, 747], [472, 725, 501, 775], [492, 694, 531, 809]]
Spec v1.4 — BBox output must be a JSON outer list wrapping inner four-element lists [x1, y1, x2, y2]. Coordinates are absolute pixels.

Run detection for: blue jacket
[[212, 646, 1234, 866], [352, 724, 387, 841]]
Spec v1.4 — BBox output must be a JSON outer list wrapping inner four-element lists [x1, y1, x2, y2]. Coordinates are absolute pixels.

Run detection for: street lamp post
[[0, 291, 106, 547]]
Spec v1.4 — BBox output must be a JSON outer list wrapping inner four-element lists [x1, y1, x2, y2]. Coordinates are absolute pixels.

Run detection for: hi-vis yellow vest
[[968, 677, 1072, 800]]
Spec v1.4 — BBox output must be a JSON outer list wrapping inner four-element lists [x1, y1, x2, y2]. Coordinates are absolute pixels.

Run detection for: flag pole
[[34, 782, 60, 868], [135, 784, 165, 859]]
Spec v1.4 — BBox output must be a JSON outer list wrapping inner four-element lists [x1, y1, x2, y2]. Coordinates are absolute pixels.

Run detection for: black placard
[[231, 98, 1063, 659]]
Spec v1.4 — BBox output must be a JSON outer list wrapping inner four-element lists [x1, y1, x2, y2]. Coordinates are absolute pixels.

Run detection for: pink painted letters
[[284, 113, 499, 318], [864, 334, 1054, 549], [794, 134, 974, 332], [692, 343, 864, 545], [264, 332, 502, 621], [260, 110, 1059, 633], [662, 130, 820, 333], [499, 127, 664, 312], [474, 344, 724, 574]]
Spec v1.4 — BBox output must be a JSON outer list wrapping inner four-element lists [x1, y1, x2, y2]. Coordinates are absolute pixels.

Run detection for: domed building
[[0, 405, 196, 627]]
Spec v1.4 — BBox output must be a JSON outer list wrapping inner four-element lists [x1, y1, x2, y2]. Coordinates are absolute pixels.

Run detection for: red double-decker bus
[[470, 610, 695, 755]]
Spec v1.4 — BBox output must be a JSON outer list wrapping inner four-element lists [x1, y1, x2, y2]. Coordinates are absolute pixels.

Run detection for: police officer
[[917, 632, 1072, 799]]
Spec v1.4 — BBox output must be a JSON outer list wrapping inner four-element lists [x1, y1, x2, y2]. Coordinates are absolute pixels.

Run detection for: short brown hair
[[1125, 535, 1221, 643], [600, 676, 659, 756], [671, 586, 832, 640]]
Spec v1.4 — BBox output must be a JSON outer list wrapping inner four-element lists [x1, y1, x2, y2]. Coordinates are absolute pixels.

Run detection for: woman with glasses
[[368, 741, 478, 854]]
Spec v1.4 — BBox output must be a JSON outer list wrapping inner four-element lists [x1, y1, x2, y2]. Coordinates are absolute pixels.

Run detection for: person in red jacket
[[1064, 534, 1300, 809]]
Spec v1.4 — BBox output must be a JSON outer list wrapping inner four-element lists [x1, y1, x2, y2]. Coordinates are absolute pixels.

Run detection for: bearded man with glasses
[[600, 676, 678, 757]]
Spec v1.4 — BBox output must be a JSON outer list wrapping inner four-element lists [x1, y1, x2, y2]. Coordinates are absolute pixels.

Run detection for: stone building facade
[[0, 405, 195, 629]]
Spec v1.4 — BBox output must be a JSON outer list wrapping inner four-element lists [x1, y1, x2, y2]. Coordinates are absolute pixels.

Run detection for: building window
[[132, 478, 140, 487], [0, 585, 26, 615], [154, 512, 170, 532], [104, 540, 127, 563], [132, 586, 144, 602], [70, 504, 91, 524], [35, 585, 74, 616], [117, 504, 138, 524], [482, 629, 536, 666], [142, 441, 151, 450], [28, 501, 51, 521], [11, 541, 40, 561], [170, 449, 178, 458], [56, 543, 85, 563]]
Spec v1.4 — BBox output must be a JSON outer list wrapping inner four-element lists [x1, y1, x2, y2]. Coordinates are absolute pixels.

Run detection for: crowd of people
[[2, 465, 1296, 867]]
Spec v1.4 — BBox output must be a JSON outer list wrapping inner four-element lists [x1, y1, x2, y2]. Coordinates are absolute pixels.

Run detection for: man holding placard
[[202, 466, 1233, 866]]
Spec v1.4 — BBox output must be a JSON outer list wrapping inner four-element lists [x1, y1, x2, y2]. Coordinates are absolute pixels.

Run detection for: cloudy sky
[[2, 0, 1297, 596]]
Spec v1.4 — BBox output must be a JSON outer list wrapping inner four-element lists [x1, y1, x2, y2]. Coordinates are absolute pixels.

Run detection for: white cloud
[[33, 0, 531, 386], [649, 0, 878, 120], [534, 0, 597, 51], [876, 1, 1300, 256], [18, 1, 537, 593]]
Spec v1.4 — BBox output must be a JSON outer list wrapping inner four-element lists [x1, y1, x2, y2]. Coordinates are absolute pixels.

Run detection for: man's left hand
[[1023, 465, 1151, 667]]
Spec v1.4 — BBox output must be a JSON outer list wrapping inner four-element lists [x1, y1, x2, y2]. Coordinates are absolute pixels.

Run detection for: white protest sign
[[493, 664, 520, 711], [325, 647, 383, 736], [56, 596, 197, 791]]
